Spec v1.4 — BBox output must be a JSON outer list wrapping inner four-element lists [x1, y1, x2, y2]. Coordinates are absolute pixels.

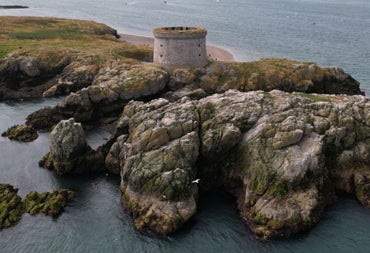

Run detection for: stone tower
[[153, 27, 207, 68]]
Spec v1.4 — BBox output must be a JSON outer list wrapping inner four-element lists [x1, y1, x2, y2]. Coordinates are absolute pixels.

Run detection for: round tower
[[153, 27, 207, 68]]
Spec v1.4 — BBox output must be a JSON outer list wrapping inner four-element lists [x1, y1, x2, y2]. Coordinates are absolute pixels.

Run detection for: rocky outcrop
[[24, 59, 364, 132], [49, 118, 88, 174], [200, 60, 364, 95], [25, 56, 367, 238], [0, 184, 75, 229], [25, 107, 63, 130], [37, 89, 369, 238], [1, 124, 38, 142], [42, 54, 101, 97], [105, 134, 129, 175], [39, 118, 107, 174], [99, 89, 369, 238], [23, 189, 76, 217], [119, 97, 200, 234], [192, 90, 370, 239], [0, 16, 153, 101], [0, 50, 73, 100], [9, 17, 370, 239], [27, 64, 169, 129], [0, 184, 24, 229]]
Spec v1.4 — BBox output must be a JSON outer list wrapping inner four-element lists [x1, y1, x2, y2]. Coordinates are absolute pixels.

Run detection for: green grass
[[0, 16, 152, 62], [238, 62, 263, 76], [254, 213, 268, 225], [298, 93, 331, 102], [263, 92, 273, 98], [11, 29, 83, 40]]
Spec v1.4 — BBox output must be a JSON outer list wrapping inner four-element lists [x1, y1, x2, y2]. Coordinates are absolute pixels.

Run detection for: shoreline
[[119, 33, 235, 62]]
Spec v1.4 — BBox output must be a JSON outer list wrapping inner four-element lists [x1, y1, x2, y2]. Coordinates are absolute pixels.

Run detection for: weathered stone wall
[[153, 27, 207, 68]]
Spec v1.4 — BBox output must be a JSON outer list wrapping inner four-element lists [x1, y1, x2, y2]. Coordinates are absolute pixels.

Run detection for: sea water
[[1, 1, 370, 252]]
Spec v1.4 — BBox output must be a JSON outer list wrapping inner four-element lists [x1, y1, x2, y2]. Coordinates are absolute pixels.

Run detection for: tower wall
[[153, 27, 207, 68]]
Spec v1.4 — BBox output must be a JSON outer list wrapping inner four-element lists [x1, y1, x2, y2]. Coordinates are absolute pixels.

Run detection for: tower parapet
[[153, 27, 207, 68]]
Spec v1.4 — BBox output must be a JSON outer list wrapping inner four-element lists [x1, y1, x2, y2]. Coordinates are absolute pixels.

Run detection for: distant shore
[[119, 33, 235, 62], [0, 5, 29, 9]]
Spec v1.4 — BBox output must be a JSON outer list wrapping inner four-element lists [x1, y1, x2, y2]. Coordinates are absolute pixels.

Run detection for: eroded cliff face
[[206, 90, 369, 239], [99, 90, 370, 238], [118, 98, 200, 234]]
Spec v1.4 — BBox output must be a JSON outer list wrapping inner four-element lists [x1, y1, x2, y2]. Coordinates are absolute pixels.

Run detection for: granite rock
[[48, 118, 88, 174], [113, 90, 370, 238]]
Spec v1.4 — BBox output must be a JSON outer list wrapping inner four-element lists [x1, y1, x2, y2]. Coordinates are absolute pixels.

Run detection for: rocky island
[[0, 17, 369, 240], [0, 5, 28, 9]]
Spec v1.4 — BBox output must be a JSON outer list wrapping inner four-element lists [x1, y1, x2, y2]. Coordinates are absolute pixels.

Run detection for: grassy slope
[[0, 16, 152, 61]]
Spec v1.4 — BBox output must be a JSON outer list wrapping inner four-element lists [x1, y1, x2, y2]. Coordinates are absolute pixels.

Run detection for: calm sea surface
[[1, 1, 370, 252]]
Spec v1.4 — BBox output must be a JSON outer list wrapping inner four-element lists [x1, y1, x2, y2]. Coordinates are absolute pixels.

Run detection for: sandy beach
[[119, 33, 235, 62]]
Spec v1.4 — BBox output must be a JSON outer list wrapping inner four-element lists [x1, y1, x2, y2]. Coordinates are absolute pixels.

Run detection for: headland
[[0, 16, 369, 241]]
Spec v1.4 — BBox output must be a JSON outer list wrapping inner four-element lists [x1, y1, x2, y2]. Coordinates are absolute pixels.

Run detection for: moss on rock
[[23, 189, 76, 218], [0, 184, 24, 229], [1, 124, 38, 142]]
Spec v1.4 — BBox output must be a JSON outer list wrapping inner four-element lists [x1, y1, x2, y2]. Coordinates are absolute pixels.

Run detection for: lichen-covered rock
[[112, 89, 369, 239], [25, 58, 366, 131], [27, 64, 169, 129], [162, 87, 208, 102], [0, 184, 24, 229], [1, 184, 76, 229], [49, 118, 88, 174], [354, 173, 370, 207], [117, 97, 200, 234], [23, 189, 76, 218], [329, 140, 370, 204], [197, 91, 264, 159], [39, 117, 107, 174], [199, 59, 364, 95], [105, 134, 129, 175], [167, 67, 205, 90], [213, 90, 369, 239], [19, 57, 40, 77], [42, 54, 100, 97], [1, 124, 38, 142], [26, 107, 63, 130], [0, 49, 72, 100]]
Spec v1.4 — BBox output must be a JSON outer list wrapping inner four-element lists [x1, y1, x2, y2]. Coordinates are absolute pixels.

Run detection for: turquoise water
[[1, 1, 370, 252]]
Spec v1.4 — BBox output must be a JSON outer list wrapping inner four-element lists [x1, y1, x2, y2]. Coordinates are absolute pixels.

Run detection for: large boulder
[[117, 97, 200, 234], [39, 117, 112, 175], [48, 118, 88, 174]]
